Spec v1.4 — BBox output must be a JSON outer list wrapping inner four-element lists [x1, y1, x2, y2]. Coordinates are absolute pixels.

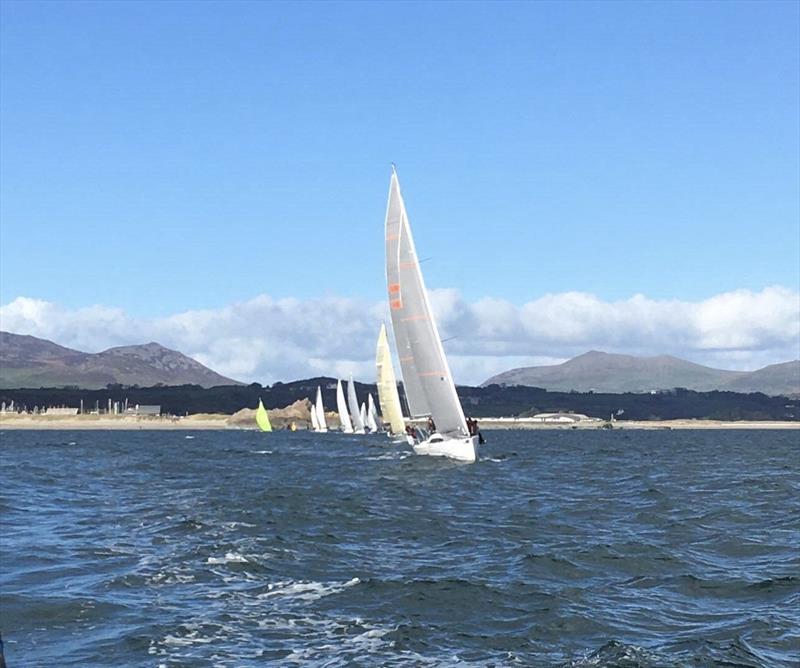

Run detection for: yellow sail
[[255, 398, 272, 432], [376, 323, 406, 434]]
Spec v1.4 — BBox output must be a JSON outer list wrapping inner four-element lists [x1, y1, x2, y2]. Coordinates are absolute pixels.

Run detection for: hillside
[[0, 332, 243, 389], [482, 350, 799, 396]]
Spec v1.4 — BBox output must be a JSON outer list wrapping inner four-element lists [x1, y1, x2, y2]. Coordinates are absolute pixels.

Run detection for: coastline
[[0, 414, 798, 431]]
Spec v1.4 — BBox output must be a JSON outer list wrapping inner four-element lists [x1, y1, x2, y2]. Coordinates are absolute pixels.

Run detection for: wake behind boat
[[384, 167, 479, 463]]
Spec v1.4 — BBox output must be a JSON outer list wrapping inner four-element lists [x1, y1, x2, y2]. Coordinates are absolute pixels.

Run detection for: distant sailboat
[[347, 376, 366, 434], [384, 167, 478, 462], [376, 323, 406, 436], [336, 379, 354, 433], [255, 398, 272, 433], [366, 393, 380, 433], [314, 386, 328, 433], [310, 399, 320, 431], [359, 402, 368, 431]]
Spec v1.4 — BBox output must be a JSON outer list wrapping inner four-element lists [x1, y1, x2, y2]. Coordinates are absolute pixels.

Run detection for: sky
[[1, 0, 798, 385]]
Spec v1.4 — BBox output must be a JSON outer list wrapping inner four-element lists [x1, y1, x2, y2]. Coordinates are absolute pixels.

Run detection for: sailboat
[[314, 386, 328, 433], [255, 398, 272, 432], [384, 167, 478, 462], [376, 323, 406, 436], [310, 400, 320, 431], [366, 393, 381, 433], [336, 379, 354, 433], [347, 376, 366, 434], [359, 402, 368, 432]]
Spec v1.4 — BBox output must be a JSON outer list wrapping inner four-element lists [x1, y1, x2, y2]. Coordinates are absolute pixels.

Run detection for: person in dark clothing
[[427, 417, 436, 433]]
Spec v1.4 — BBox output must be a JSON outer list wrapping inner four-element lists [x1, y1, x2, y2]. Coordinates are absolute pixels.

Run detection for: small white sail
[[376, 323, 406, 435], [366, 393, 380, 432], [315, 386, 328, 433], [310, 399, 319, 431], [347, 376, 366, 434], [336, 379, 354, 433], [360, 402, 368, 431]]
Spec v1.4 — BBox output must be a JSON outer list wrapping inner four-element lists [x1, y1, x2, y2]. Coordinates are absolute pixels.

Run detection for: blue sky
[[0, 1, 798, 382]]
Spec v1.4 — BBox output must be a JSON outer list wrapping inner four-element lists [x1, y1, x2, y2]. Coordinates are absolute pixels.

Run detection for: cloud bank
[[1, 286, 798, 386]]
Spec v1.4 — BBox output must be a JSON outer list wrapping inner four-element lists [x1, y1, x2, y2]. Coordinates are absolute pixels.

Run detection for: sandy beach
[[0, 413, 797, 431]]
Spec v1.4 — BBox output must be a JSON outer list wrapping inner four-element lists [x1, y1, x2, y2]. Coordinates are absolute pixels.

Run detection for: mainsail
[[366, 393, 380, 432], [336, 379, 354, 433], [315, 386, 328, 433], [256, 398, 272, 432], [375, 323, 406, 434], [347, 376, 365, 433], [384, 168, 468, 438]]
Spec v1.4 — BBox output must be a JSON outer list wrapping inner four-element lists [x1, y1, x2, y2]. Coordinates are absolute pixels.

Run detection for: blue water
[[1, 429, 798, 667]]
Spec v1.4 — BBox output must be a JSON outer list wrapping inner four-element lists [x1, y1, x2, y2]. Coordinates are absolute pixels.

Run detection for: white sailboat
[[384, 167, 478, 462], [375, 323, 406, 436], [310, 399, 320, 431], [347, 376, 366, 434], [315, 385, 328, 433], [359, 402, 368, 431], [336, 379, 354, 433], [366, 393, 380, 433]]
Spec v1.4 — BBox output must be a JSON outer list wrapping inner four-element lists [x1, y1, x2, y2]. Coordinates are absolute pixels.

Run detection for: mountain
[[721, 360, 800, 397], [482, 351, 800, 396], [0, 332, 243, 389]]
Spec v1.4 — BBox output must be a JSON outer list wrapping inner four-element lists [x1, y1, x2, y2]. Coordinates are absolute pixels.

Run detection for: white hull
[[412, 434, 478, 463]]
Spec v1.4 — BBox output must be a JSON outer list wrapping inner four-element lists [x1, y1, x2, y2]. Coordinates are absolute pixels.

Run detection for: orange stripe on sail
[[390, 299, 403, 310], [388, 283, 400, 294], [419, 371, 446, 377]]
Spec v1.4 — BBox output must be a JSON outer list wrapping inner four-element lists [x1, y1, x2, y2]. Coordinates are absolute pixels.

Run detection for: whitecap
[[250, 449, 273, 455], [207, 551, 249, 564], [258, 577, 360, 603]]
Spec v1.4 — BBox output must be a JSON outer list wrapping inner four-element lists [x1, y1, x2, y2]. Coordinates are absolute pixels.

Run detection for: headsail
[[384, 168, 468, 438], [310, 399, 319, 431], [375, 323, 406, 434], [256, 398, 272, 432], [315, 386, 328, 433], [347, 376, 365, 434], [336, 379, 354, 433]]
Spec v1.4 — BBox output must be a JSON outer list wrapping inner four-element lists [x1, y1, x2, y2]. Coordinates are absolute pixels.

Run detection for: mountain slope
[[0, 332, 243, 389], [482, 350, 798, 396], [721, 360, 800, 396]]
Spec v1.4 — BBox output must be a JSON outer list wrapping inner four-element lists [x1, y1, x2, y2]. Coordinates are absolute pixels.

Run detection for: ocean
[[0, 429, 797, 667]]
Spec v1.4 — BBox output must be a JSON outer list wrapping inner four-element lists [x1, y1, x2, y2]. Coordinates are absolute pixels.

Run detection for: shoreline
[[0, 415, 798, 431]]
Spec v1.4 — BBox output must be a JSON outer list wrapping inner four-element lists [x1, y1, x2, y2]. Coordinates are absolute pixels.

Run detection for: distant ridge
[[0, 332, 243, 389], [482, 351, 800, 396]]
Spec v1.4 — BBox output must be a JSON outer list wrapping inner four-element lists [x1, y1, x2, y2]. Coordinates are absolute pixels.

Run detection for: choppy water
[[0, 429, 798, 667]]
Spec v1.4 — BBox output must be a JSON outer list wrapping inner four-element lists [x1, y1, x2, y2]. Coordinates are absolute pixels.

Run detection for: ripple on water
[[1, 428, 798, 667]]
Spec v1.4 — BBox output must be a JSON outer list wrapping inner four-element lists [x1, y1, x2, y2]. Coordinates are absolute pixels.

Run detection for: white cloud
[[1, 286, 798, 386]]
